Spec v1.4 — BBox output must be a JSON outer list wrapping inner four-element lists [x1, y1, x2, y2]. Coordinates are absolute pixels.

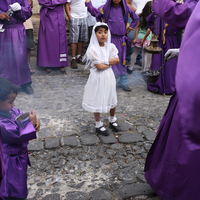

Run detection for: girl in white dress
[[82, 22, 120, 136]]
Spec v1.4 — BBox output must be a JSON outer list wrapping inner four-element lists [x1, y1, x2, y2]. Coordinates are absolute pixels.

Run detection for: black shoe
[[109, 122, 121, 132], [96, 126, 109, 136], [119, 85, 131, 92], [71, 59, 78, 69], [23, 86, 34, 95], [126, 66, 133, 74], [151, 88, 159, 93]]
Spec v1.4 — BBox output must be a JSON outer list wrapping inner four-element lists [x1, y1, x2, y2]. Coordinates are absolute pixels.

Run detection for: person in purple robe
[[37, 0, 68, 74], [0, 0, 34, 95], [0, 129, 5, 200], [85, 0, 139, 92], [146, 12, 180, 94], [0, 77, 40, 200], [144, 0, 200, 199]]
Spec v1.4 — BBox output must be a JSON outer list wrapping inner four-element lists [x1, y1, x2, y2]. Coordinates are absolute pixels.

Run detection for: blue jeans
[[118, 74, 128, 86], [126, 18, 142, 65]]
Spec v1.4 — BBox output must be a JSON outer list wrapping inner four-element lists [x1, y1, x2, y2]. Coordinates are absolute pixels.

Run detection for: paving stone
[[61, 136, 78, 147], [90, 189, 112, 200], [38, 127, 52, 138], [99, 133, 118, 144], [119, 132, 143, 143], [80, 134, 100, 145], [136, 126, 148, 133], [66, 191, 90, 200], [110, 143, 124, 149], [115, 183, 155, 199], [143, 130, 157, 141], [44, 138, 60, 149], [118, 121, 135, 131], [28, 139, 44, 151], [42, 193, 60, 200]]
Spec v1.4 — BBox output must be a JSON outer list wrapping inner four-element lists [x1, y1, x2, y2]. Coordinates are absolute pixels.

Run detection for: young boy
[[85, 0, 139, 91], [0, 77, 40, 200], [65, 0, 88, 69]]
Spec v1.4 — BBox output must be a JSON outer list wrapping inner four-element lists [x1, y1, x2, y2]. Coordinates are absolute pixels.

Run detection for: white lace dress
[[82, 43, 119, 113]]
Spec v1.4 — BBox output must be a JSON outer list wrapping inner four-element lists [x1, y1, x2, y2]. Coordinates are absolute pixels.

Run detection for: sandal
[[29, 66, 35, 74], [59, 67, 66, 73], [46, 68, 52, 73]]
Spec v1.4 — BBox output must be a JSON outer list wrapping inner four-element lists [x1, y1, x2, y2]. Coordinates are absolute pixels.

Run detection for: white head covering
[[83, 22, 111, 69]]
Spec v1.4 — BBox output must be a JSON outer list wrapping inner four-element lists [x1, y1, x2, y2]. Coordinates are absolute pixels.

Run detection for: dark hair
[[139, 1, 152, 30], [95, 25, 108, 33], [0, 77, 18, 101]]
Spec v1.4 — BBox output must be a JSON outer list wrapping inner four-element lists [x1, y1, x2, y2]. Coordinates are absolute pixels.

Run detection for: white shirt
[[68, 0, 87, 18], [87, 0, 107, 26], [131, 0, 151, 14]]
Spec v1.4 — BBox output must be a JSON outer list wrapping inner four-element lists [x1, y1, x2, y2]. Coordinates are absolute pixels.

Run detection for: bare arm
[[133, 22, 140, 43], [126, 0, 136, 12], [142, 28, 151, 42], [86, 0, 91, 2], [65, 3, 71, 20], [95, 58, 120, 70]]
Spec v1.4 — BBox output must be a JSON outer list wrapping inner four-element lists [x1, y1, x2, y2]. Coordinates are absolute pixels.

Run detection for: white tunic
[[82, 43, 118, 113]]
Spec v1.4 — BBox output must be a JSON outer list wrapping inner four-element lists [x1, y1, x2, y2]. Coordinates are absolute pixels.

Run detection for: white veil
[[83, 22, 111, 69]]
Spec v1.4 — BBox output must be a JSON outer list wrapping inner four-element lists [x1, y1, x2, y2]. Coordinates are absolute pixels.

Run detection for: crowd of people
[[0, 0, 200, 199]]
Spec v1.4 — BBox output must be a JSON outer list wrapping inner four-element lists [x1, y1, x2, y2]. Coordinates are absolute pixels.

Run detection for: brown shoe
[[76, 56, 85, 65], [71, 59, 78, 69]]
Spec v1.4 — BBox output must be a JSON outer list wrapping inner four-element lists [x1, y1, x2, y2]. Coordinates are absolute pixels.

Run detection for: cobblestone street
[[16, 56, 170, 200]]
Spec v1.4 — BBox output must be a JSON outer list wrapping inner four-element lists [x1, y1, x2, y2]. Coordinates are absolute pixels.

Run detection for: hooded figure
[[144, 0, 200, 199], [0, 0, 33, 94], [86, 0, 139, 91]]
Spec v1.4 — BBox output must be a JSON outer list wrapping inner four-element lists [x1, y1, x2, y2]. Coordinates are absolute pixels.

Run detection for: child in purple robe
[[0, 77, 40, 200], [85, 0, 139, 92], [82, 22, 120, 136]]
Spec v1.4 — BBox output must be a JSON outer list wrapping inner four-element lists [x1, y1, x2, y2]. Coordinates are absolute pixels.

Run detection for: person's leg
[[136, 47, 143, 66], [94, 113, 109, 136], [118, 74, 131, 91], [77, 17, 88, 64], [141, 49, 148, 71], [70, 17, 79, 69], [129, 47, 140, 70], [109, 107, 120, 132]]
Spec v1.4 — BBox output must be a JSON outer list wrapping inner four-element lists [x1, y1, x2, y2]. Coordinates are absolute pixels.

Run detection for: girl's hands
[[140, 39, 144, 46], [35, 118, 40, 132], [29, 111, 36, 127], [0, 12, 10, 21], [132, 39, 137, 45]]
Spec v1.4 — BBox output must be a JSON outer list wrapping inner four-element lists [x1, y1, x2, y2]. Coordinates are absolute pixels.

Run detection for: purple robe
[[0, 129, 5, 200], [0, 0, 32, 86], [144, 1, 200, 199], [147, 12, 180, 94], [86, 0, 139, 77], [152, 0, 198, 29], [0, 107, 36, 198], [37, 0, 68, 68]]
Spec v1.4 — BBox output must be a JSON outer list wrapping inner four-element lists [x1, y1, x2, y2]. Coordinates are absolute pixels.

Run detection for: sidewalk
[[15, 53, 170, 199]]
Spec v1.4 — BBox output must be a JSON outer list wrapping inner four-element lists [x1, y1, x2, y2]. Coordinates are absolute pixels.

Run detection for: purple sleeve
[[146, 12, 155, 32], [86, 1, 103, 22], [1, 121, 36, 145], [128, 7, 139, 30], [14, 0, 32, 22], [152, 0, 189, 29], [39, 0, 67, 6]]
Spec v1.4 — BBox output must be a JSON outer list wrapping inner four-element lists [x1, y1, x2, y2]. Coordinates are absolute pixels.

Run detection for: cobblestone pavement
[[15, 56, 170, 200]]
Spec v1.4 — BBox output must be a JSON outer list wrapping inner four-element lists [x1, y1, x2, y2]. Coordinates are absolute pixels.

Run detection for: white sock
[[77, 55, 81, 58], [108, 116, 118, 126], [72, 57, 76, 60], [95, 121, 103, 128]]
